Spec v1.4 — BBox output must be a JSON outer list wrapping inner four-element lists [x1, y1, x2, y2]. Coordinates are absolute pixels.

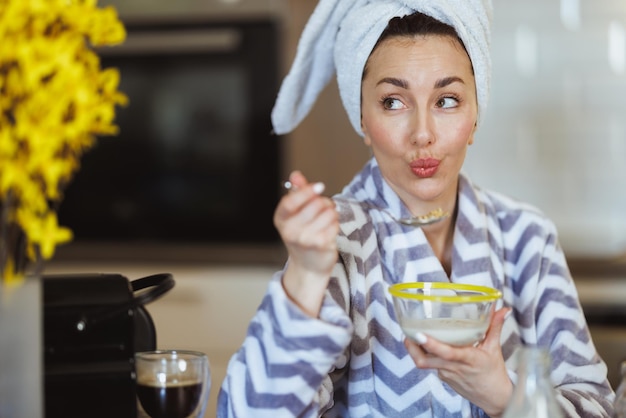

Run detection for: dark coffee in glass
[[136, 350, 210, 418]]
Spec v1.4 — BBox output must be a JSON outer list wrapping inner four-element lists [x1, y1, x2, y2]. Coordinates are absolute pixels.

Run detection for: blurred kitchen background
[[44, 0, 626, 415]]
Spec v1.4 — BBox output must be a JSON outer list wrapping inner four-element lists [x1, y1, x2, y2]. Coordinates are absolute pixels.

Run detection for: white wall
[[463, 0, 626, 257]]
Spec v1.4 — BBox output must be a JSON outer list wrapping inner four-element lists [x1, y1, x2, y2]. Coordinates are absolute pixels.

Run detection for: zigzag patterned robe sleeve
[[216, 159, 614, 417]]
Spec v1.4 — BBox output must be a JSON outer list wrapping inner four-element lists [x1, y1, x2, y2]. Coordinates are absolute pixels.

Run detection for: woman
[[217, 1, 615, 416]]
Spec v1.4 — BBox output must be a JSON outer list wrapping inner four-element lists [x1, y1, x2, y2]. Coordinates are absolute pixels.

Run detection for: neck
[[422, 205, 456, 277]]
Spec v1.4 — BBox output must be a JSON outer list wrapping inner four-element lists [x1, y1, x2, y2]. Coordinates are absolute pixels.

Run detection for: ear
[[361, 120, 372, 146], [468, 121, 477, 145]]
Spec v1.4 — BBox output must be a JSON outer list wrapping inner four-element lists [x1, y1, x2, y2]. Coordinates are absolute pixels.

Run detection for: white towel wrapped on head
[[271, 0, 493, 137]]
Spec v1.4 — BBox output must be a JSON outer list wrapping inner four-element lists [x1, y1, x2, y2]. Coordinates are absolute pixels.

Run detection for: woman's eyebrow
[[376, 77, 408, 89], [434, 76, 464, 89], [376, 76, 465, 90]]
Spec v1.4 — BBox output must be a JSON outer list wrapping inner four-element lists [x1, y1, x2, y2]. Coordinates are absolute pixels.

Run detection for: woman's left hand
[[404, 307, 513, 418]]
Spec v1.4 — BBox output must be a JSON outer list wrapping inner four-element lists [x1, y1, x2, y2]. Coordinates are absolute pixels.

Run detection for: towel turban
[[271, 0, 493, 137]]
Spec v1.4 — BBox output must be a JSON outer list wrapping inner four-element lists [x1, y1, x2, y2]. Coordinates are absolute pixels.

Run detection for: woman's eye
[[437, 97, 458, 109], [382, 97, 404, 110]]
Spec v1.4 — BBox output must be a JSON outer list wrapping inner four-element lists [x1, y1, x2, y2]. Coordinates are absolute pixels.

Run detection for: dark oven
[[58, 15, 283, 256]]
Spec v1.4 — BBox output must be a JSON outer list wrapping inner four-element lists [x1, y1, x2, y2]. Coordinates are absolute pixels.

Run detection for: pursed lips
[[410, 158, 440, 178]]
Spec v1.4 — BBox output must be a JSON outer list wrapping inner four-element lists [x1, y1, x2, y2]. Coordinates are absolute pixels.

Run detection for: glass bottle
[[615, 360, 626, 418], [502, 346, 564, 418]]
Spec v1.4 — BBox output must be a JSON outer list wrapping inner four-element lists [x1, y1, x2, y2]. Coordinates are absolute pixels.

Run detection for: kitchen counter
[[568, 253, 626, 277], [567, 254, 626, 389]]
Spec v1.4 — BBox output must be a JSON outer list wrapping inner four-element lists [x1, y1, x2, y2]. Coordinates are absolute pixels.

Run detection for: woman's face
[[361, 34, 477, 212]]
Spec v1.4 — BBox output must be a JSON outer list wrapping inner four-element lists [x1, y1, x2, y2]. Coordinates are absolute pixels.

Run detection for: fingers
[[481, 307, 511, 351], [404, 337, 430, 366], [404, 336, 446, 368], [285, 170, 307, 190], [274, 171, 339, 250], [405, 334, 464, 369], [294, 201, 339, 248], [280, 183, 327, 221], [276, 172, 322, 219]]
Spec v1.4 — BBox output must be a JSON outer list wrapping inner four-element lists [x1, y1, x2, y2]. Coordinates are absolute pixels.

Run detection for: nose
[[410, 109, 435, 146]]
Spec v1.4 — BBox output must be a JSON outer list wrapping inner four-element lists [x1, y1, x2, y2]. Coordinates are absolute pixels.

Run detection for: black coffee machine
[[42, 273, 174, 418]]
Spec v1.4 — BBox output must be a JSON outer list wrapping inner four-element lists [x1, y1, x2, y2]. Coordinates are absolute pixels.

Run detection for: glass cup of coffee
[[135, 350, 211, 418]]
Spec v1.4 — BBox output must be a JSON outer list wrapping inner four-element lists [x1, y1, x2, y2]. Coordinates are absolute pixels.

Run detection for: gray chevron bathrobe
[[217, 158, 614, 418]]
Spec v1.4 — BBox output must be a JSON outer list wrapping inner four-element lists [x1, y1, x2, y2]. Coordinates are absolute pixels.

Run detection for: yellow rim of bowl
[[388, 282, 502, 303]]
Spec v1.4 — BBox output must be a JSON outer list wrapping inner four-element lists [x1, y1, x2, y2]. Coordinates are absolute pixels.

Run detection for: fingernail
[[312, 182, 325, 195], [414, 332, 428, 344], [504, 309, 512, 320]]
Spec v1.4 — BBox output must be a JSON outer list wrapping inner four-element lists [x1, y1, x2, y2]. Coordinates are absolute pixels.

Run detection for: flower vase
[[0, 278, 44, 418]]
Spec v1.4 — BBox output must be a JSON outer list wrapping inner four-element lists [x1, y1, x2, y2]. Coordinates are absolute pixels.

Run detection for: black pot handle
[[81, 273, 175, 329], [130, 273, 176, 308]]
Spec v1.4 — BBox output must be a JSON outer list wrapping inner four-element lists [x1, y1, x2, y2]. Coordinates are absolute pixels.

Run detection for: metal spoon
[[283, 181, 449, 227]]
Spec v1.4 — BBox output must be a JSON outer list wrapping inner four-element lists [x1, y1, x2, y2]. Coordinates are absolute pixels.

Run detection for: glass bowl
[[389, 282, 502, 347]]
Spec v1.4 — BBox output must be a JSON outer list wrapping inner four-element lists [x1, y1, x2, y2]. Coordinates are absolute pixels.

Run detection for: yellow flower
[[18, 209, 73, 261], [0, 0, 127, 284], [2, 259, 25, 288]]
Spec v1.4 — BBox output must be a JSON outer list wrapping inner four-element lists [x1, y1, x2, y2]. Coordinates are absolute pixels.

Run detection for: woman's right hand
[[274, 170, 339, 317]]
